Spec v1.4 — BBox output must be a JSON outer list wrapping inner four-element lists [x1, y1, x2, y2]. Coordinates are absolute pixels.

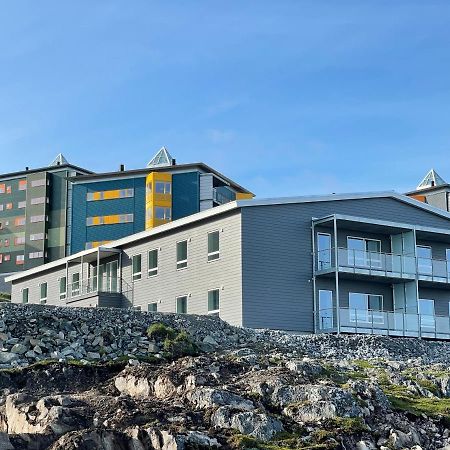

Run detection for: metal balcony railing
[[66, 276, 132, 302], [316, 307, 450, 340], [212, 188, 234, 205], [315, 248, 450, 283]]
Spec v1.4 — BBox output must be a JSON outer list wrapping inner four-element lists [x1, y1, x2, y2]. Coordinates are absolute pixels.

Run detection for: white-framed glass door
[[418, 298, 435, 330], [347, 238, 366, 267], [446, 249, 450, 279], [318, 290, 333, 329], [417, 245, 432, 276], [317, 233, 332, 270]]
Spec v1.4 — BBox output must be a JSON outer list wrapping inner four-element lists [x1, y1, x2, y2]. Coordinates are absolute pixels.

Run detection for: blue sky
[[1, 1, 450, 197]]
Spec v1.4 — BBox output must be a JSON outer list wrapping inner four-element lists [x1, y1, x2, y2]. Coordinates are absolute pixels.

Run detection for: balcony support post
[[96, 248, 100, 293], [65, 261, 69, 302], [80, 255, 84, 297], [333, 216, 340, 334], [311, 222, 317, 334]]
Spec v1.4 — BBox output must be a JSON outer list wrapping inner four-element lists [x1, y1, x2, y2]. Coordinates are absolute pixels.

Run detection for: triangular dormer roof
[[417, 169, 447, 190], [147, 147, 175, 168], [50, 153, 69, 166]]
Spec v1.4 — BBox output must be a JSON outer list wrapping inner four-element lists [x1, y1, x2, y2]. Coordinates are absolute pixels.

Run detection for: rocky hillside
[[2, 305, 450, 449]]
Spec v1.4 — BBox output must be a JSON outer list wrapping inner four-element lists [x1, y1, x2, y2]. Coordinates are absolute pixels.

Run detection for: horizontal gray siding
[[241, 197, 450, 333], [10, 262, 89, 306], [120, 211, 243, 326]]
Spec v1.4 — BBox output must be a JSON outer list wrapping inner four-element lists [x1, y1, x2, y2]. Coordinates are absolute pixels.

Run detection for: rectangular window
[[132, 254, 142, 281], [176, 240, 188, 269], [417, 245, 433, 275], [14, 236, 25, 245], [31, 197, 46, 205], [148, 249, 158, 276], [59, 277, 67, 300], [72, 272, 80, 296], [207, 231, 220, 261], [0, 205, 3, 211], [86, 188, 134, 201], [148, 302, 158, 312], [155, 181, 171, 194], [31, 179, 46, 187], [29, 251, 44, 259], [16, 255, 24, 265], [419, 298, 435, 330], [6, 203, 12, 210], [347, 237, 381, 268], [6, 186, 11, 194], [30, 233, 45, 241], [155, 207, 171, 220], [4, 254, 10, 262], [349, 293, 383, 324], [318, 290, 333, 329], [15, 217, 26, 226], [176, 295, 188, 314], [40, 282, 48, 303], [18, 180, 27, 191], [17, 201, 26, 208], [22, 288, 29, 304], [30, 215, 46, 223], [208, 289, 220, 313], [447, 249, 450, 278], [4, 239, 9, 247], [86, 214, 134, 226], [317, 233, 332, 270], [0, 184, 4, 193]]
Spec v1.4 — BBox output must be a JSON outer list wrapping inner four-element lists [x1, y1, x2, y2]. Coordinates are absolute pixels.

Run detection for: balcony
[[317, 307, 450, 340], [212, 188, 235, 205], [316, 248, 450, 284], [66, 276, 132, 306]]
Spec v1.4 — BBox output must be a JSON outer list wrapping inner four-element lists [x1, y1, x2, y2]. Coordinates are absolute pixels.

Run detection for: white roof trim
[[6, 190, 450, 283]]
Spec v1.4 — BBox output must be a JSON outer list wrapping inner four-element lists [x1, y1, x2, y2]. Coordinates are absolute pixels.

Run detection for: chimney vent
[[119, 164, 125, 172], [25, 166, 29, 171], [172, 159, 176, 166]]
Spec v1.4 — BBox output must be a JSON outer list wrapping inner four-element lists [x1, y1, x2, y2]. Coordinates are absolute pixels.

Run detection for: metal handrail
[[316, 307, 450, 339], [66, 276, 130, 299], [315, 247, 450, 281]]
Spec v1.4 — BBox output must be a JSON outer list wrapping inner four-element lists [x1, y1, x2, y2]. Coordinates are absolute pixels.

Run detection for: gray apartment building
[[6, 192, 450, 338]]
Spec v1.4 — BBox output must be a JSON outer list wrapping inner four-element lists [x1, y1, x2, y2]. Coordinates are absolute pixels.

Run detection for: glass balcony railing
[[315, 248, 450, 283], [317, 307, 450, 339]]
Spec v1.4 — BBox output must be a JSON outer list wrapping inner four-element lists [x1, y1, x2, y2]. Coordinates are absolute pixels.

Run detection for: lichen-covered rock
[[211, 406, 283, 441], [187, 387, 254, 411]]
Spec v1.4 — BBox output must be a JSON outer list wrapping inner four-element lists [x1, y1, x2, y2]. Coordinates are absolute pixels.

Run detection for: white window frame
[[155, 181, 172, 195], [155, 206, 171, 221], [207, 288, 220, 314], [22, 287, 29, 304], [347, 236, 382, 268], [207, 230, 220, 262], [59, 276, 67, 300], [317, 232, 332, 270], [419, 298, 435, 330], [176, 239, 188, 270], [132, 254, 142, 281], [349, 292, 384, 324], [71, 272, 80, 297], [39, 282, 48, 304], [416, 245, 433, 276], [318, 289, 333, 329], [148, 248, 159, 277], [176, 295, 188, 314]]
